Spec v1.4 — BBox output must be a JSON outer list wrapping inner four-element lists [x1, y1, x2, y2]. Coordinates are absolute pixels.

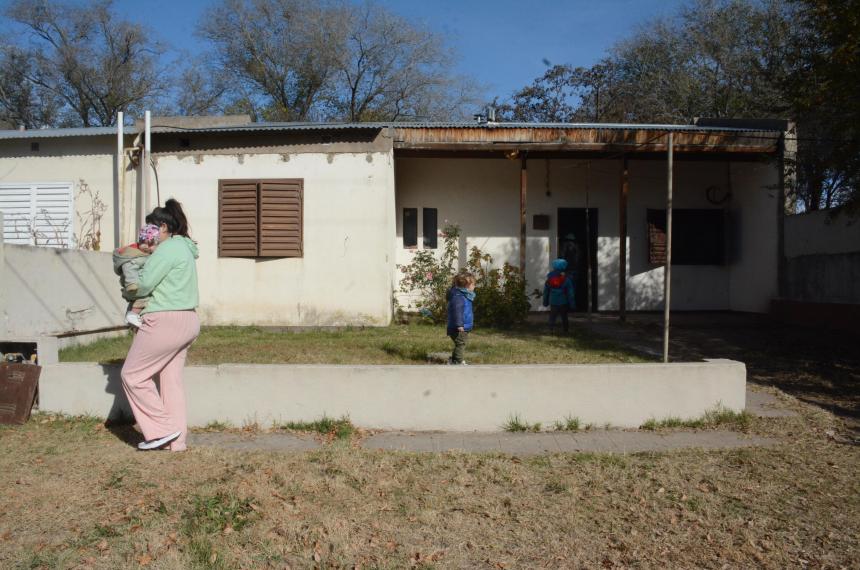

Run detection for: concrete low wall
[[0, 235, 125, 338], [39, 360, 745, 430]]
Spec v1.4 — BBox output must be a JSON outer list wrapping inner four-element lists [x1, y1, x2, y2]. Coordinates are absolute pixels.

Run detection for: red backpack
[[547, 273, 567, 289]]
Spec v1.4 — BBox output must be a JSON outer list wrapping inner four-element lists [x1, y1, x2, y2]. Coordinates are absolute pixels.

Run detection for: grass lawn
[[59, 323, 649, 365], [0, 394, 857, 568]]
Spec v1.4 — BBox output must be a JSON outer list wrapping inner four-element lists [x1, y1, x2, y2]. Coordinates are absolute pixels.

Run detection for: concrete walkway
[[188, 429, 778, 455], [185, 388, 790, 455], [361, 430, 776, 455]]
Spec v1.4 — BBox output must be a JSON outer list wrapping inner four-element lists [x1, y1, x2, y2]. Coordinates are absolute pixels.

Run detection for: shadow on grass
[[100, 364, 141, 448]]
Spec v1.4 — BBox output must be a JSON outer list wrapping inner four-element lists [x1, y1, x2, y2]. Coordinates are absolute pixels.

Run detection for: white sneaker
[[125, 311, 143, 328], [137, 431, 181, 450]]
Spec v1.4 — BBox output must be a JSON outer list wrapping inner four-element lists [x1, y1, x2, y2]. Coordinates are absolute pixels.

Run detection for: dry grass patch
[[0, 399, 857, 569], [59, 323, 648, 366]]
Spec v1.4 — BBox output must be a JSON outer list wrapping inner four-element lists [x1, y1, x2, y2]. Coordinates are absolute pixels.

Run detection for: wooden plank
[[519, 157, 527, 272]]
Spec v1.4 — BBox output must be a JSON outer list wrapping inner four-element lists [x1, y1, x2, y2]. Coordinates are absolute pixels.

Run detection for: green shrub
[[397, 223, 531, 328], [397, 223, 461, 322], [467, 247, 531, 328]]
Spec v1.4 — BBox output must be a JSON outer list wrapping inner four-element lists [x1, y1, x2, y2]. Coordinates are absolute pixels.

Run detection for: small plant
[[543, 480, 569, 494], [276, 415, 354, 440], [640, 405, 752, 431], [204, 420, 233, 431], [503, 413, 541, 432], [75, 179, 106, 251], [104, 468, 129, 490], [553, 415, 581, 432], [183, 492, 256, 536]]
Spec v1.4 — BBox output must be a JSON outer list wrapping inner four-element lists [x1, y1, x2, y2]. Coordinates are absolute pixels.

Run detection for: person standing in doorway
[[121, 199, 200, 452], [542, 258, 575, 334]]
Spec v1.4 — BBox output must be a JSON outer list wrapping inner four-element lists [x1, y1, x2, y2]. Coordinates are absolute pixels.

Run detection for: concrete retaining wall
[[0, 243, 125, 337], [39, 360, 745, 430]]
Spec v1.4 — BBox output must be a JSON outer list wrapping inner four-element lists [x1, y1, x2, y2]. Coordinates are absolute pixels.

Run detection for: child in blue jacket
[[542, 258, 575, 334], [446, 272, 476, 364]]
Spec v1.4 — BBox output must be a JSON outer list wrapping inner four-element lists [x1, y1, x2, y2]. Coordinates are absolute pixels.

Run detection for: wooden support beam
[[619, 157, 629, 322], [520, 157, 527, 273], [663, 133, 674, 363]]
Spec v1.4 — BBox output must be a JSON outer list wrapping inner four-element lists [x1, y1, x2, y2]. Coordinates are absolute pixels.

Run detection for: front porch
[[391, 123, 784, 316]]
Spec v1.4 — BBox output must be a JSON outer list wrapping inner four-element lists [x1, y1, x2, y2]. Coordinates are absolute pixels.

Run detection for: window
[[422, 208, 438, 249], [218, 179, 303, 258], [403, 207, 417, 248], [533, 214, 550, 230], [0, 182, 74, 247], [647, 209, 725, 265]]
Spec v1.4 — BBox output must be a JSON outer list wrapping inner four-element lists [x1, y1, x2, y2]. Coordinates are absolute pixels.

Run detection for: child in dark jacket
[[446, 271, 476, 365], [542, 258, 575, 334]]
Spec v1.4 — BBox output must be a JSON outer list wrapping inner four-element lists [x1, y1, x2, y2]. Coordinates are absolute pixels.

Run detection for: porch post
[[520, 156, 527, 273], [619, 157, 629, 321], [663, 132, 674, 363]]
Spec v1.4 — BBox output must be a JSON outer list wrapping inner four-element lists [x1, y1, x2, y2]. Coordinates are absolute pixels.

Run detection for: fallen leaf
[[209, 552, 217, 564], [96, 539, 109, 552], [138, 553, 152, 566], [223, 525, 234, 535]]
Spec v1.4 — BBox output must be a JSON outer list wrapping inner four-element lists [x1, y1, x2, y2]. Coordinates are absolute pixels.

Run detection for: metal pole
[[114, 111, 123, 249], [143, 110, 151, 225], [663, 132, 674, 363], [585, 161, 593, 325], [619, 157, 629, 322]]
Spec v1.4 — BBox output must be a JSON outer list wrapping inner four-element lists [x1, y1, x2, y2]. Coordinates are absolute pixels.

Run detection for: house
[[0, 117, 791, 327]]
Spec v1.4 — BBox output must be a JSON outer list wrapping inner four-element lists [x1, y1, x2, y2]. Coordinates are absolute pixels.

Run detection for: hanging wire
[[149, 155, 161, 207]]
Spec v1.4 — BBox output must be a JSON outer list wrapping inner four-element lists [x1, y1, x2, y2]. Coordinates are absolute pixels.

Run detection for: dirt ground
[[2, 313, 857, 568], [1, 394, 857, 569], [571, 312, 860, 434]]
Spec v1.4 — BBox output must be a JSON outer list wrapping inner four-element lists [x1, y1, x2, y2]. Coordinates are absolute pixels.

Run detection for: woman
[[121, 199, 200, 452]]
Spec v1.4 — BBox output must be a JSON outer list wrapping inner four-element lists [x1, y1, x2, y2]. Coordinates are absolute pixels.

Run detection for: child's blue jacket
[[446, 287, 474, 333], [542, 271, 575, 307]]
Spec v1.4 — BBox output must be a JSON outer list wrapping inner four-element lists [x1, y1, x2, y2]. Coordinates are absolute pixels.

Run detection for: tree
[[784, 0, 860, 211], [330, 2, 471, 121], [496, 0, 860, 211], [0, 46, 59, 128], [5, 0, 168, 127], [198, 0, 476, 122]]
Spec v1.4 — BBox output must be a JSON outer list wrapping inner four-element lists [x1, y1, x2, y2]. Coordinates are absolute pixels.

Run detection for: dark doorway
[[557, 208, 598, 311]]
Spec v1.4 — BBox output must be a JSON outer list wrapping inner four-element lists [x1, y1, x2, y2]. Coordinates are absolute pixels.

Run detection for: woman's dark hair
[[148, 198, 190, 237]]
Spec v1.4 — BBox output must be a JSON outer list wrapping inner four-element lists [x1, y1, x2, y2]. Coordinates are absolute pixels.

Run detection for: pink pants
[[121, 310, 200, 451]]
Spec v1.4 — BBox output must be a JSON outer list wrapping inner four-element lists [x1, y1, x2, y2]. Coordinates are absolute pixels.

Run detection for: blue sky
[[1, 0, 686, 101], [105, 0, 685, 100]]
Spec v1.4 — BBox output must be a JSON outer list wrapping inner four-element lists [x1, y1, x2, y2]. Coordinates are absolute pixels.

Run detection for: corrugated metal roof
[[0, 120, 783, 141], [0, 126, 135, 140], [148, 121, 383, 134], [150, 120, 782, 134]]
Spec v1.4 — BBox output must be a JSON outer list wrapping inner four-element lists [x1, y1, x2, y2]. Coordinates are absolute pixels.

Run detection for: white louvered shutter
[[0, 183, 74, 247]]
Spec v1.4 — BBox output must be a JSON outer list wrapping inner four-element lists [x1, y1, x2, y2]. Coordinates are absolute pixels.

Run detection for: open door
[[557, 208, 598, 312]]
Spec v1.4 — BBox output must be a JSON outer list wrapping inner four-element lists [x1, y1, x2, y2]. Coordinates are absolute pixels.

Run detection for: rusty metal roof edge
[[0, 120, 784, 141]]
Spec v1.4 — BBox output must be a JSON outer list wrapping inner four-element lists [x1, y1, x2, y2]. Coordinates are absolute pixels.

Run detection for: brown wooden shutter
[[259, 179, 303, 257], [219, 180, 259, 257], [647, 209, 667, 265]]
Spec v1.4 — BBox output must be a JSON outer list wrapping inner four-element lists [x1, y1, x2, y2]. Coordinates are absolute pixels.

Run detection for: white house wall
[[0, 136, 137, 252], [394, 156, 779, 313], [150, 151, 395, 326]]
